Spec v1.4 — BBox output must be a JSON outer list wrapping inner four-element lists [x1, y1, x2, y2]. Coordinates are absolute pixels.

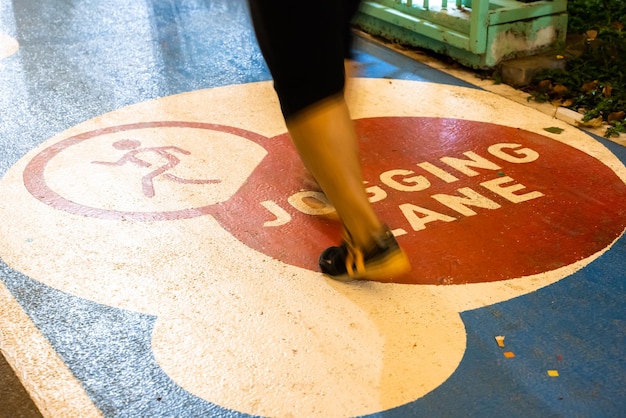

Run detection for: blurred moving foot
[[319, 225, 411, 282]]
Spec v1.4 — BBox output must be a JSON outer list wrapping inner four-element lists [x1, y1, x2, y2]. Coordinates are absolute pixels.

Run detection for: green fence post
[[469, 0, 489, 54]]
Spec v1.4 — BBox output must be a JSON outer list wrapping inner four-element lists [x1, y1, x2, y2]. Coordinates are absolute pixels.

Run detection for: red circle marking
[[24, 117, 626, 285], [210, 117, 626, 285]]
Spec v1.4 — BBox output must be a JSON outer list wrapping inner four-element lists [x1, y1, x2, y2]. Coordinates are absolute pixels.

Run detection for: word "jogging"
[[264, 143, 544, 234]]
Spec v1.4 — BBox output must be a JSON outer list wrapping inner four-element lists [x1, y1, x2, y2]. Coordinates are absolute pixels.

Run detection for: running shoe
[[319, 225, 410, 282]]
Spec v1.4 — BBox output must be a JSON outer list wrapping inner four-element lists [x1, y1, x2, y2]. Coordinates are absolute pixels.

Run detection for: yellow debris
[[495, 335, 505, 348]]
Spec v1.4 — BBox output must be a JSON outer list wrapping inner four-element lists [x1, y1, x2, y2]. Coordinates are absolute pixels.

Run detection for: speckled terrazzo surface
[[0, 1, 625, 417]]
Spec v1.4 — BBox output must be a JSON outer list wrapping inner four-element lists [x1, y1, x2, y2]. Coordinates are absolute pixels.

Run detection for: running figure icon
[[93, 139, 221, 198]]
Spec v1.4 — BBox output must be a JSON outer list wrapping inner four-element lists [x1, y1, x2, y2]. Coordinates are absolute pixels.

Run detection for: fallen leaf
[[495, 336, 505, 347], [608, 111, 626, 122], [582, 80, 599, 92], [576, 116, 604, 128], [586, 29, 598, 41], [551, 99, 564, 107], [544, 127, 564, 134], [603, 84, 613, 98], [538, 79, 553, 90]]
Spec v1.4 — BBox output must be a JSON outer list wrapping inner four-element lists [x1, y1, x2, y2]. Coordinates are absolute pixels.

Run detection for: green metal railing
[[355, 0, 568, 68]]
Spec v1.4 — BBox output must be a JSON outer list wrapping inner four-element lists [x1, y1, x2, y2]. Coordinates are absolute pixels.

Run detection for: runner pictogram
[[92, 139, 221, 198], [23, 121, 268, 220]]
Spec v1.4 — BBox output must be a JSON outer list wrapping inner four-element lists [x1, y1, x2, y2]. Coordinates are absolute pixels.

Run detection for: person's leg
[[249, 1, 379, 243], [287, 96, 410, 281], [247, 0, 410, 280], [285, 95, 382, 248]]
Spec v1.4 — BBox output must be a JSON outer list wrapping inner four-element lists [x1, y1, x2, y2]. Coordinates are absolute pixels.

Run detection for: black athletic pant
[[248, 0, 362, 120]]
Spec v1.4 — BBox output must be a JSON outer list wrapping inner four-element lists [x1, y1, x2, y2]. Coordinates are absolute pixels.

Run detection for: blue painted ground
[[0, 0, 624, 417]]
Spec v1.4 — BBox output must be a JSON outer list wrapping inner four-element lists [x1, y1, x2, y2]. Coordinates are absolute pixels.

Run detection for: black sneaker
[[319, 225, 410, 282]]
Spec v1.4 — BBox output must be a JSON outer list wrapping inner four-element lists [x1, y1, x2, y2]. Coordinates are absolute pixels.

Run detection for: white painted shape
[[0, 33, 18, 59], [152, 272, 467, 416], [287, 191, 336, 216], [1, 80, 624, 417], [260, 200, 292, 226]]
